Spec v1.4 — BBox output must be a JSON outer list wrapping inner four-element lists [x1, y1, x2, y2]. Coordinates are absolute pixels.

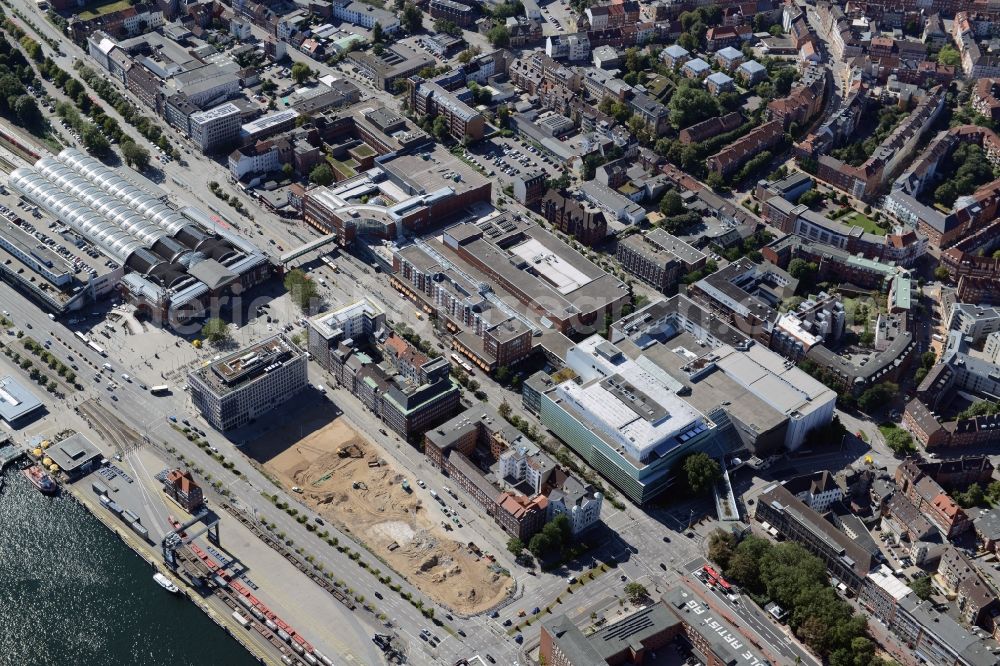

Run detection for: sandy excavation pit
[[261, 419, 513, 615]]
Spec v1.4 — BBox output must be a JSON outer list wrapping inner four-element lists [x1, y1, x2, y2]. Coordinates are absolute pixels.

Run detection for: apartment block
[[859, 565, 995, 666], [512, 171, 546, 207], [544, 188, 606, 236], [616, 228, 705, 294], [895, 458, 979, 538], [308, 301, 459, 437], [428, 0, 477, 27], [424, 406, 601, 540], [754, 482, 873, 591], [408, 77, 486, 142], [937, 547, 1000, 627], [706, 120, 783, 177]]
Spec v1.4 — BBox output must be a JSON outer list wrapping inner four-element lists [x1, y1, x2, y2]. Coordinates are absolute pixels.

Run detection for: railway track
[[0, 152, 17, 173], [78, 399, 142, 454], [223, 503, 358, 611], [171, 548, 298, 662]]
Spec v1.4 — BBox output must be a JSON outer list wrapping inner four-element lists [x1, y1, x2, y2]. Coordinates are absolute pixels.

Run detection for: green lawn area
[[646, 75, 673, 100], [878, 424, 897, 438], [77, 0, 132, 19], [351, 144, 376, 158], [847, 212, 887, 234], [328, 157, 358, 178]]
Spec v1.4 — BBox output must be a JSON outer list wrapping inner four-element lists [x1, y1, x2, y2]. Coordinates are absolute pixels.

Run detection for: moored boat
[[22, 465, 57, 495], [153, 572, 180, 594]]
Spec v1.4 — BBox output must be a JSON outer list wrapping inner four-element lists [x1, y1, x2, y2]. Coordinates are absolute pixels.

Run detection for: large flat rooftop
[[46, 433, 102, 473], [0, 206, 119, 304], [309, 299, 384, 340], [0, 375, 43, 424], [443, 221, 628, 320], [556, 336, 710, 465], [714, 343, 836, 418], [640, 332, 786, 436], [382, 147, 487, 198], [610, 295, 750, 350], [191, 334, 303, 396]]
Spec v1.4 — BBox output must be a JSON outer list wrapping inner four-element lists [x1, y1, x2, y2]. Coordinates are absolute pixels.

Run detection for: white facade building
[[548, 486, 603, 535], [228, 144, 281, 181], [948, 303, 1000, 344], [498, 445, 548, 494], [189, 102, 241, 153], [122, 8, 163, 36], [188, 335, 308, 431], [331, 0, 400, 33], [309, 299, 386, 341]]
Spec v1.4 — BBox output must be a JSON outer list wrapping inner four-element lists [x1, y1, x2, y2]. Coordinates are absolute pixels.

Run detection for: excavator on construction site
[[337, 443, 363, 458]]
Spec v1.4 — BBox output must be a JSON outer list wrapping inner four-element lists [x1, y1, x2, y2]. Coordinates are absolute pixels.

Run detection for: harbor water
[[0, 467, 256, 666]]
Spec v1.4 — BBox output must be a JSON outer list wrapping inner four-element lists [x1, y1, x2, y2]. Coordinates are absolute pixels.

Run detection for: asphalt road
[[0, 284, 392, 664], [684, 556, 820, 666], [0, 279, 532, 665], [0, 5, 926, 664]]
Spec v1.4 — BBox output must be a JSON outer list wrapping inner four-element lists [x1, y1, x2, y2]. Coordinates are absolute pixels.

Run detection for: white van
[[316, 383, 327, 393], [103, 363, 113, 371]]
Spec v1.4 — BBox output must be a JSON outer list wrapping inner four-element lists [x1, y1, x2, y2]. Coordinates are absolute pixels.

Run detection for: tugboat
[[153, 572, 180, 594], [21, 465, 57, 495]]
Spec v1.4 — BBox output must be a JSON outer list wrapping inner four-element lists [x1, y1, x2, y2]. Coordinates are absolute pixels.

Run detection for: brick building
[[540, 190, 608, 246], [616, 228, 706, 294], [705, 120, 783, 177], [163, 469, 205, 513]]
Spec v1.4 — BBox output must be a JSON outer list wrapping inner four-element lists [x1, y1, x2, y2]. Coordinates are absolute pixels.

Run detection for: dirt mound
[[262, 417, 513, 614]]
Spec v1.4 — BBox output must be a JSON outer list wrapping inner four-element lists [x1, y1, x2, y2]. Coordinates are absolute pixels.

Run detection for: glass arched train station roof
[[8, 148, 196, 264]]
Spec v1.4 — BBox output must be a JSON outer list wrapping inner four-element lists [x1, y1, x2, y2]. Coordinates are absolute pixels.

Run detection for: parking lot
[[400, 34, 448, 65], [466, 136, 565, 188], [539, 0, 577, 35]]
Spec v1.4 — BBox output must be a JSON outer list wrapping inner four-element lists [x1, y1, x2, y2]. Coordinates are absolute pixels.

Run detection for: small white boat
[[153, 572, 179, 594]]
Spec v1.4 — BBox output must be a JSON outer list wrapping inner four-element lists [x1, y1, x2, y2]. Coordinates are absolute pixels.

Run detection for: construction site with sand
[[251, 418, 513, 615]]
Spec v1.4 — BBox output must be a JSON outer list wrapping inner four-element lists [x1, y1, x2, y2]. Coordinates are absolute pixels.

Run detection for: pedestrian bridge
[[278, 233, 339, 264]]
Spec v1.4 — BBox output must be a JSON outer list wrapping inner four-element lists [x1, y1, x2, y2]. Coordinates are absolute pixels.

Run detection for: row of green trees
[[22, 337, 77, 384], [73, 63, 176, 158], [708, 533, 893, 666], [0, 22, 46, 134]]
